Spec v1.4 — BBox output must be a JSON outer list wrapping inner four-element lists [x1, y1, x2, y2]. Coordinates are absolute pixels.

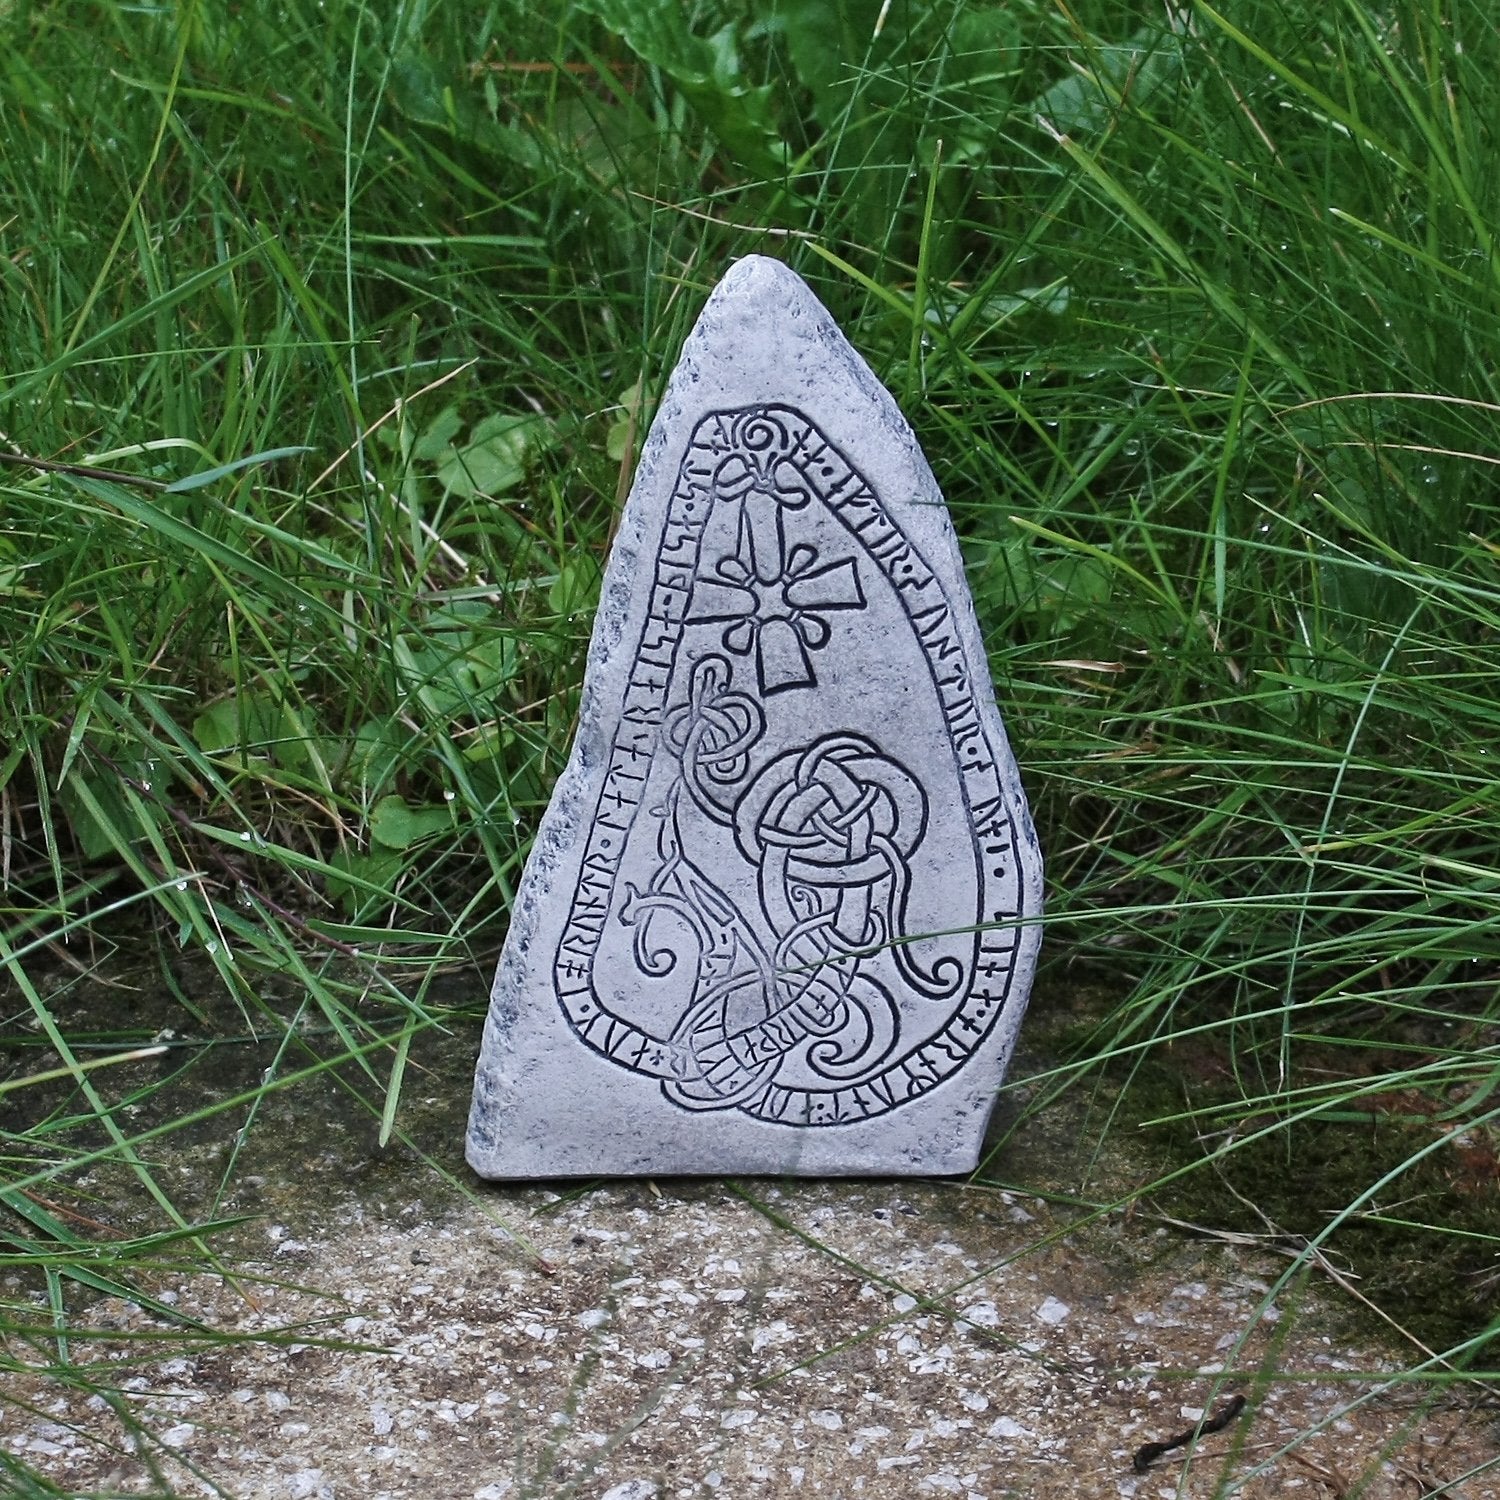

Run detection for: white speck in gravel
[[578, 1307, 610, 1329], [959, 1300, 999, 1327], [714, 1288, 745, 1302], [987, 1415, 1033, 1440], [1036, 1296, 1071, 1325], [910, 1345, 954, 1374], [809, 1410, 843, 1430], [891, 1293, 918, 1314], [751, 1320, 792, 1352], [286, 1470, 332, 1499], [600, 1483, 659, 1500], [473, 1481, 513, 1498], [370, 1406, 393, 1436], [720, 1408, 757, 1430]]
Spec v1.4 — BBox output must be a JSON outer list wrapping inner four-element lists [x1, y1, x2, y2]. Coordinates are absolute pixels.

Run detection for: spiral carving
[[552, 402, 1023, 1127]]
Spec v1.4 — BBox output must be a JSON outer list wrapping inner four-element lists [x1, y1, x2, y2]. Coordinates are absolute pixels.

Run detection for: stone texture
[[467, 256, 1043, 1179]]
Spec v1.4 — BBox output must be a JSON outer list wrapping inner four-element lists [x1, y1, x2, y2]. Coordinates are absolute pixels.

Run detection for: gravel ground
[[5, 972, 1496, 1499], [7, 1174, 1495, 1499]]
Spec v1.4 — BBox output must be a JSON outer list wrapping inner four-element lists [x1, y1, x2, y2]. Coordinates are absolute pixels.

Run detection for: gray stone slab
[[467, 256, 1043, 1179]]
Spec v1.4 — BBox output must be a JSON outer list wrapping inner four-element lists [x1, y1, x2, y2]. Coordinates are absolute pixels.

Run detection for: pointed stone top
[[467, 258, 1042, 1180], [694, 256, 856, 378], [711, 253, 827, 310], [718, 251, 805, 289], [688, 253, 838, 355], [639, 257, 923, 506]]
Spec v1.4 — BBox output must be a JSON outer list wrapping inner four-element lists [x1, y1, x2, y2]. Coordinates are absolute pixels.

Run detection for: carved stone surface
[[467, 256, 1043, 1178]]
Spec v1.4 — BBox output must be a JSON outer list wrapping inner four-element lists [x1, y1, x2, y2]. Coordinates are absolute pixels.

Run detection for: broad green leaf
[[776, 0, 886, 129], [54, 761, 168, 862], [575, 0, 788, 177], [56, 775, 129, 861], [414, 403, 464, 462], [345, 719, 407, 794], [435, 413, 545, 499], [606, 378, 651, 462], [466, 633, 518, 693], [192, 692, 317, 773], [326, 845, 404, 913], [370, 793, 453, 851], [549, 556, 600, 619], [1029, 26, 1185, 134], [385, 48, 543, 171], [192, 693, 280, 756]]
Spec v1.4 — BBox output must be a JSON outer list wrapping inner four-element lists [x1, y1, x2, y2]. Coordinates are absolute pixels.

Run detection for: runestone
[[467, 257, 1042, 1178]]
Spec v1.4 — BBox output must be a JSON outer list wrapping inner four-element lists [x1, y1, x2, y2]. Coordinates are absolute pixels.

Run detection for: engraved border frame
[[552, 404, 1027, 1127]]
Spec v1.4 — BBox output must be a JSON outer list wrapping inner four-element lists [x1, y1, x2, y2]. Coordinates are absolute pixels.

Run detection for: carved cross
[[688, 497, 866, 693]]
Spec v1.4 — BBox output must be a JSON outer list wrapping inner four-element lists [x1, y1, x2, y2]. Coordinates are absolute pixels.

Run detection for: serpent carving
[[552, 405, 1025, 1125]]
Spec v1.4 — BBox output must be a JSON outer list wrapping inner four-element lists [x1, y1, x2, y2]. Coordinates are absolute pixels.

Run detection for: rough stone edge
[[466, 256, 1044, 1179]]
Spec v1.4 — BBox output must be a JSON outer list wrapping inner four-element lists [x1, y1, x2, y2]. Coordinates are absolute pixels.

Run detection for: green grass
[[2, 0, 1498, 1491]]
